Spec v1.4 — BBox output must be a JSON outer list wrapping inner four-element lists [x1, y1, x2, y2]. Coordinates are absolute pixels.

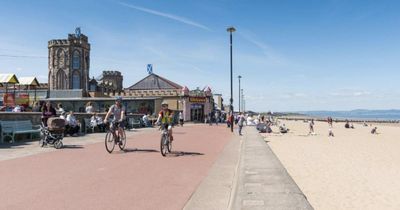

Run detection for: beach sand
[[261, 120, 400, 210]]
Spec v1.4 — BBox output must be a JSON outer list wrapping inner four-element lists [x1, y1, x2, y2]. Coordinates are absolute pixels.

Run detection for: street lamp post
[[227, 26, 236, 133], [240, 88, 244, 112], [238, 75, 242, 113]]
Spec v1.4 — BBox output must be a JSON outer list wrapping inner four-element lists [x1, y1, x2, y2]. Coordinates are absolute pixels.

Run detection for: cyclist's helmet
[[115, 96, 123, 102], [161, 100, 168, 106]]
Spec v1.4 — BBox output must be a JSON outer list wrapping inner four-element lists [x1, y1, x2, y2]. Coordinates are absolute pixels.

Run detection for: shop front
[[182, 88, 213, 122], [190, 103, 204, 122]]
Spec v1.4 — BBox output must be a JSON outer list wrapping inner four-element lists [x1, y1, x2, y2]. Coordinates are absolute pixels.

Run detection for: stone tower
[[48, 27, 90, 91]]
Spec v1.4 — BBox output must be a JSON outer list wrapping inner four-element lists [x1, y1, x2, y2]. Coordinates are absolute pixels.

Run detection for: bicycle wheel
[[160, 134, 168, 156], [105, 131, 115, 153], [118, 129, 127, 150], [167, 137, 172, 153]]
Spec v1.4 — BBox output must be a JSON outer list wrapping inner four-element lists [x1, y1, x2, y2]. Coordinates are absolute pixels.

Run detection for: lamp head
[[227, 27, 236, 33]]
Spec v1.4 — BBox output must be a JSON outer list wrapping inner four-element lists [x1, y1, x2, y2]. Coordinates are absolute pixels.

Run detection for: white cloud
[[119, 2, 211, 31], [330, 90, 371, 97], [237, 30, 288, 65]]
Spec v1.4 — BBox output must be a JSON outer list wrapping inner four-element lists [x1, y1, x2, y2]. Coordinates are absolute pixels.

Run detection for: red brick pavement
[[0, 124, 232, 210]]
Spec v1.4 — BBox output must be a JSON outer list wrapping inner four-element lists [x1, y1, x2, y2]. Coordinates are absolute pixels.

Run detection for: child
[[328, 128, 334, 137]]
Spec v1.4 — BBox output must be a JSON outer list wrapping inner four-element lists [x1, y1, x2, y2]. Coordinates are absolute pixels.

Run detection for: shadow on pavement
[[62, 145, 84, 149], [167, 151, 204, 157], [122, 148, 159, 153], [0, 141, 37, 149], [173, 132, 186, 135]]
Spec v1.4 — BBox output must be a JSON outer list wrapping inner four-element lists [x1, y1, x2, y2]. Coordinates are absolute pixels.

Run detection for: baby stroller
[[39, 117, 65, 149]]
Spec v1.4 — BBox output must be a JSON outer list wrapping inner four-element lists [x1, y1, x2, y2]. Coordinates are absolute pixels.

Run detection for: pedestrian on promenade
[[227, 113, 231, 128], [238, 112, 245, 135], [42, 102, 56, 127], [179, 111, 184, 126], [214, 112, 219, 125]]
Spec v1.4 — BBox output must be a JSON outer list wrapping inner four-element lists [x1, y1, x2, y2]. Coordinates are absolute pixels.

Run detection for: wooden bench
[[0, 120, 40, 143]]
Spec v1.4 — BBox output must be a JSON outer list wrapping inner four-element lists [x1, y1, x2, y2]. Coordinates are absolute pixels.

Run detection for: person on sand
[[327, 117, 333, 128], [345, 120, 350, 129], [328, 128, 334, 137], [371, 127, 378, 134], [308, 119, 315, 135], [280, 124, 289, 134]]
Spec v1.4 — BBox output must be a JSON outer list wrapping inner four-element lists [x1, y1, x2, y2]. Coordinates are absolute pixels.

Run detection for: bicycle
[[160, 124, 172, 156], [105, 121, 126, 153]]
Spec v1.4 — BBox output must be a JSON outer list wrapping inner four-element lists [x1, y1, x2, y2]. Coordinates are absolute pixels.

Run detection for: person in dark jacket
[[41, 101, 56, 127]]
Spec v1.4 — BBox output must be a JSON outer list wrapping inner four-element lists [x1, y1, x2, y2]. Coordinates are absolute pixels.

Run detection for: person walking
[[179, 111, 184, 126], [238, 112, 245, 135], [308, 119, 315, 135], [214, 112, 219, 125]]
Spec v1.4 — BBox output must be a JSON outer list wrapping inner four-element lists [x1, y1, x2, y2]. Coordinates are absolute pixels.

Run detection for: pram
[[39, 117, 65, 149]]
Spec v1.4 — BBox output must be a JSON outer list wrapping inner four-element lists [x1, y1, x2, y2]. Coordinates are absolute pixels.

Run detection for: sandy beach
[[262, 119, 400, 210]]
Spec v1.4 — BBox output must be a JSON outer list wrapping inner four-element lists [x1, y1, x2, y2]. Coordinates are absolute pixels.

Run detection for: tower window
[[73, 50, 80, 69], [72, 71, 81, 89]]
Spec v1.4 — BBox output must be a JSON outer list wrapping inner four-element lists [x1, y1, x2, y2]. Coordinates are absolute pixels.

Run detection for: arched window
[[90, 83, 96, 91], [72, 71, 81, 89], [72, 50, 80, 69], [56, 70, 67, 89]]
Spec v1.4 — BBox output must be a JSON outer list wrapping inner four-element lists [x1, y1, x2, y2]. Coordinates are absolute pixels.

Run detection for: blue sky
[[1, 0, 400, 111]]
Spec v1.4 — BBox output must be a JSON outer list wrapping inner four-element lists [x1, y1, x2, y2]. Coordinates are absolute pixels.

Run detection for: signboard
[[16, 93, 29, 107], [189, 97, 206, 103], [2, 93, 15, 106]]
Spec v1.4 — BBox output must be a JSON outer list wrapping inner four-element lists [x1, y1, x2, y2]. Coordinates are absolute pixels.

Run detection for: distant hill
[[297, 109, 400, 120]]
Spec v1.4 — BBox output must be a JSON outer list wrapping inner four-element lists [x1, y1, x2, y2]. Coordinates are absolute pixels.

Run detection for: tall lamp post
[[238, 75, 242, 112], [241, 88, 244, 112], [227, 26, 236, 133]]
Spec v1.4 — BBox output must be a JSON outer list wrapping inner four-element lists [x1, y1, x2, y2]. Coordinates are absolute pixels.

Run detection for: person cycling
[[104, 96, 126, 143], [156, 101, 174, 141]]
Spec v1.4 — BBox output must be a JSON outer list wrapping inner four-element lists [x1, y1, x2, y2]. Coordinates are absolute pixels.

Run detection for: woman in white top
[[85, 102, 94, 113]]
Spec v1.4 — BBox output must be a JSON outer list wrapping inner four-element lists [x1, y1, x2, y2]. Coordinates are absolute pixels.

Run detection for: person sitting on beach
[[350, 123, 354, 129], [279, 124, 289, 134], [345, 120, 350, 129], [371, 127, 378, 134]]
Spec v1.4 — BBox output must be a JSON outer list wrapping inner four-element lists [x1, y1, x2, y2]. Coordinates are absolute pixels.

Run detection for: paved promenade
[[0, 124, 313, 209], [184, 126, 313, 210]]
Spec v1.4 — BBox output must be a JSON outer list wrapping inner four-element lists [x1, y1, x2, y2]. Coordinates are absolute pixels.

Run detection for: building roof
[[126, 73, 182, 90], [18, 77, 40, 86], [0, 74, 19, 84]]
